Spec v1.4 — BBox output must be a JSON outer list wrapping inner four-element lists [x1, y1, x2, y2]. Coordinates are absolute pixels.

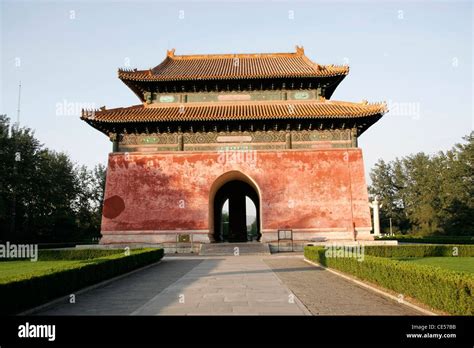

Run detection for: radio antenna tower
[[16, 81, 21, 129]]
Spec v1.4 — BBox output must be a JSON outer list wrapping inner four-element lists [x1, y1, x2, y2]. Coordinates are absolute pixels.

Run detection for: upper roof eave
[[117, 46, 349, 82]]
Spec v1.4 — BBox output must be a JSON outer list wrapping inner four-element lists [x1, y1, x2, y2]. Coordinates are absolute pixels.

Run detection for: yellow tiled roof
[[118, 46, 349, 82], [82, 99, 386, 124]]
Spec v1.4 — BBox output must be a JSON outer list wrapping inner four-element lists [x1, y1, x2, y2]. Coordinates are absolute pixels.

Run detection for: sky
[[1, 0, 473, 184]]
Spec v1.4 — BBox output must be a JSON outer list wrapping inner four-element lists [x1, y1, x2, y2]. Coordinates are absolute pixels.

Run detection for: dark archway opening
[[213, 180, 260, 242]]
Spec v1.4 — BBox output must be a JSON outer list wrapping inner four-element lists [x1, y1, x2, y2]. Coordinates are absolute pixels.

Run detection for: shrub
[[38, 249, 125, 261], [0, 248, 124, 262], [304, 246, 474, 315], [37, 241, 99, 249], [363, 245, 474, 258], [0, 248, 164, 314], [376, 235, 474, 245]]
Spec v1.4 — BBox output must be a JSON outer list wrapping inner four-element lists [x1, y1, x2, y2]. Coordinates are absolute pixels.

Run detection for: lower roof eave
[[82, 114, 383, 137]]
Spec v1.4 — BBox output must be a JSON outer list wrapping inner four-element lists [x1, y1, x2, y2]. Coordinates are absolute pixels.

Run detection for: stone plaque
[[217, 135, 252, 143], [217, 94, 251, 101], [159, 95, 176, 103], [293, 91, 310, 100]]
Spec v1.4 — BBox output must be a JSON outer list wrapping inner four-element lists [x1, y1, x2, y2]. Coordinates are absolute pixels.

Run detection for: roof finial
[[295, 45, 304, 55], [167, 48, 176, 58]]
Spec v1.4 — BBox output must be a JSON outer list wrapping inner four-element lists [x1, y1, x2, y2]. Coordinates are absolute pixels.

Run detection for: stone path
[[265, 256, 422, 315], [132, 255, 307, 315], [35, 254, 422, 316], [34, 258, 203, 315]]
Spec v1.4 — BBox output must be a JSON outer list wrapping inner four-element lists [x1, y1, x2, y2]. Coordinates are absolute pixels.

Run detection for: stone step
[[199, 242, 270, 256]]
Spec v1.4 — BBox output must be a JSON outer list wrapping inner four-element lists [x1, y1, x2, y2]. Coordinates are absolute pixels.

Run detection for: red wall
[[101, 148, 373, 243]]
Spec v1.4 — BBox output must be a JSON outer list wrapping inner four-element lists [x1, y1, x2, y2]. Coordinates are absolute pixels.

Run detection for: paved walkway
[[35, 258, 203, 315], [265, 257, 421, 315], [132, 256, 307, 315], [35, 255, 421, 316]]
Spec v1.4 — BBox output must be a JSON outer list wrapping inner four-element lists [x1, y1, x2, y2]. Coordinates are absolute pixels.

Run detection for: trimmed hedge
[[0, 248, 164, 315], [376, 235, 474, 245], [38, 249, 125, 261], [0, 248, 124, 262], [38, 242, 99, 249], [0, 241, 100, 250], [363, 245, 474, 258], [304, 246, 474, 315]]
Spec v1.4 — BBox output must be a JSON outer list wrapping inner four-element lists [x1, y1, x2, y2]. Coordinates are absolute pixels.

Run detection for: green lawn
[[396, 257, 474, 274], [0, 259, 98, 284], [0, 249, 154, 285], [0, 249, 164, 315]]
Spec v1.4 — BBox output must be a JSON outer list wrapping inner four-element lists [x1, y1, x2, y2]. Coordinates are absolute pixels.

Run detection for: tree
[[369, 159, 409, 233], [249, 220, 258, 240], [74, 163, 106, 240], [0, 115, 106, 243], [27, 150, 78, 242], [437, 133, 474, 235], [368, 132, 474, 236]]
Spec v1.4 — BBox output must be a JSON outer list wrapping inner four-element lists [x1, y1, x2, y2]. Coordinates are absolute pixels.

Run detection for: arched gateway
[[82, 46, 387, 248], [209, 171, 261, 243]]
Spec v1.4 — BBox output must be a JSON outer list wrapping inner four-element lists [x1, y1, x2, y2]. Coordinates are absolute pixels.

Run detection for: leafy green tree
[[249, 220, 258, 240], [0, 115, 106, 243], [369, 159, 409, 233], [437, 134, 474, 235], [27, 150, 78, 242], [74, 163, 106, 240], [369, 132, 474, 236]]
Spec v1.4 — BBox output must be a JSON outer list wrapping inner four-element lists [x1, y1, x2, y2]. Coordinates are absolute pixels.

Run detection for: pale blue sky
[[1, 0, 472, 182]]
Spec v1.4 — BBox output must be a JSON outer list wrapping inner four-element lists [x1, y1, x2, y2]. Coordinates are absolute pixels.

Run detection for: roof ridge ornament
[[295, 45, 305, 56], [167, 48, 176, 58]]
